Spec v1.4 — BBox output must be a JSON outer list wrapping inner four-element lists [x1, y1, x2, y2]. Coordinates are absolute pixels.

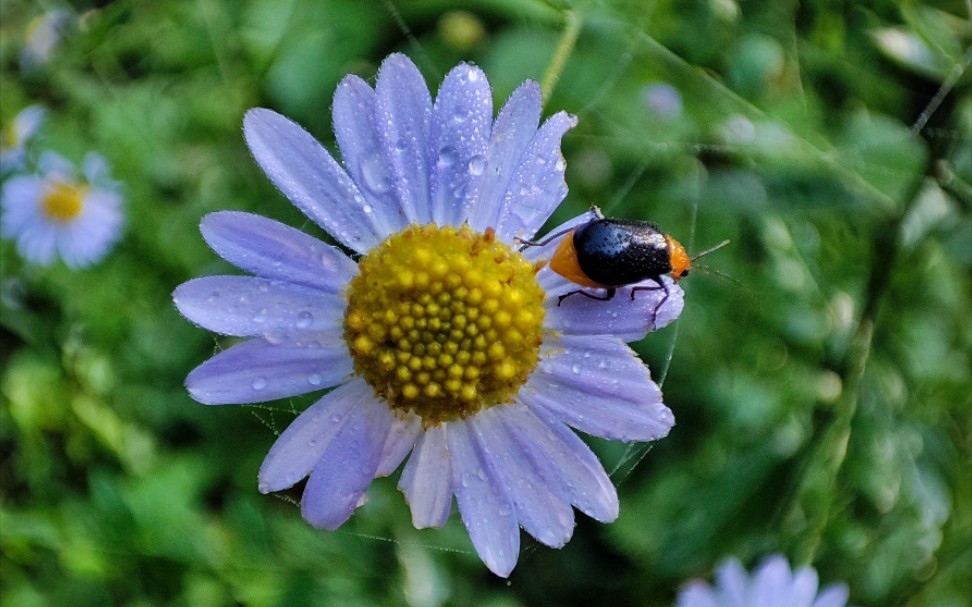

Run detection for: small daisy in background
[[1, 105, 46, 175], [174, 53, 685, 577], [676, 555, 851, 607], [1, 151, 124, 269], [20, 8, 72, 72]]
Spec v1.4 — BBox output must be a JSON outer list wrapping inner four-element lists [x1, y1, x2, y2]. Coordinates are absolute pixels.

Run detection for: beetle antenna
[[691, 239, 730, 262]]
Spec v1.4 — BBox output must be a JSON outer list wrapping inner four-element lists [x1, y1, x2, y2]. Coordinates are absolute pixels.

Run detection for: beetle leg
[[557, 287, 617, 306], [630, 278, 669, 328], [516, 225, 576, 248]]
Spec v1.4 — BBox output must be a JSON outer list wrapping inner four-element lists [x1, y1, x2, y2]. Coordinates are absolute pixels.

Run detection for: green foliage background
[[1, 1, 970, 605]]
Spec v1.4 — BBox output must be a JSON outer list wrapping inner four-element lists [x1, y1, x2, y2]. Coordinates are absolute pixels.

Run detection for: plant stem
[[541, 10, 582, 105]]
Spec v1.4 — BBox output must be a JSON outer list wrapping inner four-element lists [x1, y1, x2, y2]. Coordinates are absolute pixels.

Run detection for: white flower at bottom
[[174, 53, 685, 577], [677, 555, 851, 607], [1, 152, 123, 268]]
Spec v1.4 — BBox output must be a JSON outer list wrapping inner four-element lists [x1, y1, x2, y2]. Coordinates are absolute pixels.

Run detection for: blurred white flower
[[1, 105, 45, 174], [676, 555, 851, 607], [1, 152, 123, 268], [21, 9, 72, 71]]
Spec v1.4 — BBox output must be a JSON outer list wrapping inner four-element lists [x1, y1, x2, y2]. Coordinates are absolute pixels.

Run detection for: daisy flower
[[173, 53, 684, 577], [1, 105, 45, 174], [20, 9, 72, 71], [1, 152, 123, 268], [676, 555, 851, 607]]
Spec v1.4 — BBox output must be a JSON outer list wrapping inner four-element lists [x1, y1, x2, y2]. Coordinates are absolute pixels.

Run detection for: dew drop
[[437, 146, 458, 168], [252, 377, 268, 390], [361, 154, 391, 194], [296, 310, 314, 328], [571, 363, 581, 374], [307, 373, 322, 386], [467, 155, 486, 176], [468, 69, 480, 82]]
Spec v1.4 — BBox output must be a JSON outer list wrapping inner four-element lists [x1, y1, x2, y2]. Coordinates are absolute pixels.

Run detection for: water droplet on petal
[[571, 363, 581, 374], [296, 310, 314, 328], [361, 154, 391, 194], [467, 155, 486, 176], [438, 146, 458, 168], [252, 377, 268, 390], [307, 373, 322, 386]]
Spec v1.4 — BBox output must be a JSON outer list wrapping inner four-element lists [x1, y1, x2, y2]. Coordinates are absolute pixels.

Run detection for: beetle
[[521, 207, 727, 324]]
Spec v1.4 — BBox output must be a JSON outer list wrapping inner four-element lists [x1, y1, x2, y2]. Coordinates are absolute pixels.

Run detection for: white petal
[[257, 378, 372, 493], [522, 334, 674, 442], [503, 403, 618, 522], [201, 211, 356, 292], [494, 111, 576, 242], [185, 337, 353, 404], [470, 407, 574, 548], [469, 81, 543, 233], [428, 63, 492, 226], [332, 75, 409, 236], [374, 53, 433, 224], [375, 410, 422, 477], [173, 276, 342, 337], [300, 394, 393, 529], [399, 423, 454, 528], [449, 419, 519, 577], [243, 108, 383, 254]]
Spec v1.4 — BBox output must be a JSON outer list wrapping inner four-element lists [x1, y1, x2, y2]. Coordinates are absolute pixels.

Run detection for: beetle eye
[[680, 270, 690, 277]]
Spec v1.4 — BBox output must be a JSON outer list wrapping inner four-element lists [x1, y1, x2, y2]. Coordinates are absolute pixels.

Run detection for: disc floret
[[344, 224, 545, 424]]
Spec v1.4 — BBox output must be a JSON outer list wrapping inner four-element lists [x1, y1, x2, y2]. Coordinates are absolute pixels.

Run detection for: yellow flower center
[[344, 224, 546, 425], [40, 180, 86, 222], [2, 123, 17, 150]]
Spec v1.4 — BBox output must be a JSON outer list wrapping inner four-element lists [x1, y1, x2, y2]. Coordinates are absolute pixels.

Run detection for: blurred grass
[[1, 0, 970, 606]]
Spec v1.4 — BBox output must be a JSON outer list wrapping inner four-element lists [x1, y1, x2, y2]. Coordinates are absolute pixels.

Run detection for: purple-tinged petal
[[676, 583, 721, 607], [258, 378, 371, 493], [812, 585, 850, 607], [399, 423, 453, 528], [0, 175, 42, 236], [185, 337, 353, 405], [375, 410, 422, 477], [494, 111, 576, 242], [504, 403, 618, 522], [469, 81, 543, 233], [752, 556, 792, 607], [448, 420, 519, 577], [543, 273, 685, 340], [243, 108, 382, 254], [428, 63, 492, 226], [470, 407, 574, 548], [332, 75, 409, 235], [788, 566, 821, 607], [374, 53, 433, 224], [522, 334, 674, 442], [173, 276, 341, 337], [715, 558, 749, 606], [200, 211, 356, 292], [301, 394, 394, 529]]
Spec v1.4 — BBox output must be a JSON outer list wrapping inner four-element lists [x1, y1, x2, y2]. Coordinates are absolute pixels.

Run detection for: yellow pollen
[[40, 181, 86, 223], [344, 224, 546, 424]]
